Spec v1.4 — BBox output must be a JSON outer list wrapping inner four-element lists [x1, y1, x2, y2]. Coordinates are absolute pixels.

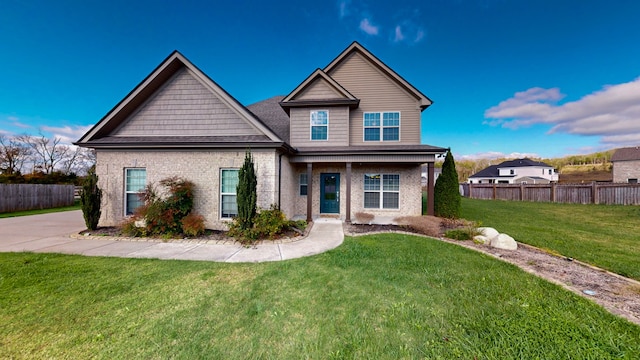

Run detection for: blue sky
[[1, 0, 639, 160]]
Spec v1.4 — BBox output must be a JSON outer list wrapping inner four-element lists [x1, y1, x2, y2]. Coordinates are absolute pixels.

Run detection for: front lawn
[[461, 198, 640, 281], [0, 200, 81, 218], [1, 234, 638, 359]]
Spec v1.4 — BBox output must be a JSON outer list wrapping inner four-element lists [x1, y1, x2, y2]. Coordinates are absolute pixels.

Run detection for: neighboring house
[[76, 42, 447, 229], [468, 159, 558, 184], [611, 146, 640, 183], [421, 165, 441, 187]]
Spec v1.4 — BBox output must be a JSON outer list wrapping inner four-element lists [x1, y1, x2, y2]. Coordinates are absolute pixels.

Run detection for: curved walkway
[[0, 210, 344, 262]]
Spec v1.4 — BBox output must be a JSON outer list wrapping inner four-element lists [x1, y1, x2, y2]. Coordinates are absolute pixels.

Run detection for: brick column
[[346, 162, 352, 223], [427, 162, 435, 216]]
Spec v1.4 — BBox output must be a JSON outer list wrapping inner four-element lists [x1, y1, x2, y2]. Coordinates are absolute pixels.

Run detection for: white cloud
[[41, 125, 92, 145], [337, 3, 426, 45], [359, 18, 379, 35], [338, 0, 350, 18], [456, 151, 540, 161], [484, 78, 640, 147], [394, 25, 404, 42]]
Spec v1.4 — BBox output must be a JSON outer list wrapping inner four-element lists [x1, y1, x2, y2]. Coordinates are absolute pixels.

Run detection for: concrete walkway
[[0, 210, 344, 262]]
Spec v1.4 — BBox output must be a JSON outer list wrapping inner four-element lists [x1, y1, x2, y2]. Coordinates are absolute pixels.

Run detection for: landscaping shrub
[[80, 169, 101, 230], [120, 176, 200, 237], [444, 221, 480, 240], [228, 204, 306, 244], [236, 150, 257, 231], [394, 215, 442, 237], [434, 149, 461, 219], [181, 212, 205, 237]]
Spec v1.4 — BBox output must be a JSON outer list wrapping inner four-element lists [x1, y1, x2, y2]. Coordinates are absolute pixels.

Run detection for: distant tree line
[[0, 133, 95, 184]]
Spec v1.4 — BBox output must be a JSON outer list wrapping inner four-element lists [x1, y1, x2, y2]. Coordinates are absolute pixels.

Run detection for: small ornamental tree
[[236, 150, 257, 231], [80, 168, 102, 230], [434, 149, 461, 219]]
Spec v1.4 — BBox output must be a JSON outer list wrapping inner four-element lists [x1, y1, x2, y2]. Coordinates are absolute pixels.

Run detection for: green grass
[[1, 235, 639, 359], [461, 197, 640, 281], [0, 200, 81, 218]]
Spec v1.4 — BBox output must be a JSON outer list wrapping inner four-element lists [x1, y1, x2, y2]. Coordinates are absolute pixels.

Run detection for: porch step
[[319, 214, 340, 219]]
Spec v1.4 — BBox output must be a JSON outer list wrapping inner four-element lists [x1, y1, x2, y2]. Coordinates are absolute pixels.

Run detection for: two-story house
[[468, 158, 558, 184], [611, 146, 640, 183], [76, 42, 447, 229]]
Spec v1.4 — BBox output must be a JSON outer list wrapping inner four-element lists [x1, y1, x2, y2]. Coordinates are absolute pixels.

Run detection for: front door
[[320, 173, 340, 214]]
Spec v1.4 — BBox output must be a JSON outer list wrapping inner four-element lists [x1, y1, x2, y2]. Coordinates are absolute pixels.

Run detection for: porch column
[[427, 162, 435, 216], [306, 163, 313, 223], [345, 162, 352, 223]]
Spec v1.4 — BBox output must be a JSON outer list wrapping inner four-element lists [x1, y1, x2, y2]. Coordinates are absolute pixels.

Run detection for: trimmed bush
[[236, 150, 257, 231], [80, 169, 102, 230], [434, 150, 461, 219], [228, 205, 306, 244], [181, 212, 205, 237]]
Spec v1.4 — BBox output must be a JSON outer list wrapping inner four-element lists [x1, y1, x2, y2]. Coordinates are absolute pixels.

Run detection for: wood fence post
[[592, 182, 599, 204], [493, 184, 497, 200], [520, 183, 525, 201], [551, 183, 556, 203]]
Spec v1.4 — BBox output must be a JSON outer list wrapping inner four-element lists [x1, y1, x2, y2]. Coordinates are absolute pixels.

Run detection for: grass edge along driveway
[[1, 234, 639, 359], [460, 197, 640, 281]]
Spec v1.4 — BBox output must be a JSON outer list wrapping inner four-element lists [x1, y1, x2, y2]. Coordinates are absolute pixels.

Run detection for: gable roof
[[611, 146, 640, 162], [469, 165, 501, 178], [76, 51, 283, 148], [323, 41, 433, 110], [279, 68, 359, 113], [247, 96, 290, 142], [497, 158, 553, 168]]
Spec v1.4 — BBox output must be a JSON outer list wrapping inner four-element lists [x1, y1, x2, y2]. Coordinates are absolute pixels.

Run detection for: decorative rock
[[473, 235, 491, 245], [490, 233, 518, 250], [477, 227, 500, 240]]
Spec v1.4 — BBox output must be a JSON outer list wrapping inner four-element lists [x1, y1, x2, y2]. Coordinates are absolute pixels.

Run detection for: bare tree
[[17, 133, 69, 174], [0, 134, 31, 175], [59, 146, 96, 175]]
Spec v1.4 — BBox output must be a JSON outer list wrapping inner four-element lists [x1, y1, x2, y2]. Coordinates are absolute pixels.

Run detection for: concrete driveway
[[0, 210, 344, 262]]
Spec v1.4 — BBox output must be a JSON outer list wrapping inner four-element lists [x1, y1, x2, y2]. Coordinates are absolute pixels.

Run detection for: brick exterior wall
[[95, 149, 279, 230], [95, 149, 423, 229], [613, 160, 640, 183], [289, 163, 422, 221]]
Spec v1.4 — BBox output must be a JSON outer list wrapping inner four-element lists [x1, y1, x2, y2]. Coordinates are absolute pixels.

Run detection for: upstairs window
[[125, 168, 146, 215], [311, 110, 328, 140], [364, 112, 400, 141]]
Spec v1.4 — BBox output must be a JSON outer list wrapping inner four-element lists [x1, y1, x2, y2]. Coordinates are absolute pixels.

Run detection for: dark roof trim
[[279, 99, 360, 108], [294, 145, 447, 156]]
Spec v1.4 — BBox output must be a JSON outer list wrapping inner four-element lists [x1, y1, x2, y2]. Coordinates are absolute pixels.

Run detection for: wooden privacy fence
[[0, 184, 75, 213], [461, 183, 640, 205]]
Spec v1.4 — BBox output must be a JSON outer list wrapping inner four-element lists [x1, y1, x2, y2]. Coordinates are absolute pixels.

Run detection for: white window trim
[[220, 168, 239, 220], [363, 111, 401, 142], [363, 173, 400, 210], [299, 173, 308, 196], [124, 168, 146, 216], [310, 110, 329, 141]]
